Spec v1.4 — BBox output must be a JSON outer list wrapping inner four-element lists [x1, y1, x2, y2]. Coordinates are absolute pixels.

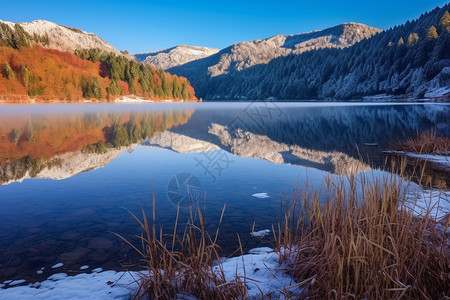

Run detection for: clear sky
[[1, 0, 448, 54]]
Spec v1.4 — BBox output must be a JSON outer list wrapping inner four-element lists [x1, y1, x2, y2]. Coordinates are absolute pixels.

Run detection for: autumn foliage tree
[[0, 24, 197, 102], [426, 26, 439, 40], [75, 48, 196, 101]]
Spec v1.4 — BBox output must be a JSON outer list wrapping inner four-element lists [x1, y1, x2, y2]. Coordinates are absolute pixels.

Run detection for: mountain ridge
[[0, 19, 121, 55], [166, 22, 380, 76], [167, 5, 450, 100], [134, 45, 220, 69]]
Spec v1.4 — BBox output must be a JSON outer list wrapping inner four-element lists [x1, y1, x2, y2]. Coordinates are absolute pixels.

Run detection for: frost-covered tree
[[169, 4, 450, 100]]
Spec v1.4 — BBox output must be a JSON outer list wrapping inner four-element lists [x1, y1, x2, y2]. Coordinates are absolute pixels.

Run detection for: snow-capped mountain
[[134, 45, 219, 69], [0, 19, 120, 54], [167, 5, 450, 100], [168, 23, 380, 79]]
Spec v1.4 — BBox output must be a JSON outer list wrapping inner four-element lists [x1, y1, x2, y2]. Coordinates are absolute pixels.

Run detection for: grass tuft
[[114, 193, 247, 300], [276, 171, 449, 299], [391, 130, 450, 155]]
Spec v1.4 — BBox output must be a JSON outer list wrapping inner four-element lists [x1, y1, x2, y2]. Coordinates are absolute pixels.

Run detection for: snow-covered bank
[[0, 248, 298, 300], [114, 97, 154, 103], [0, 270, 138, 299], [406, 187, 450, 220], [114, 97, 184, 103], [385, 150, 449, 166], [214, 247, 299, 298]]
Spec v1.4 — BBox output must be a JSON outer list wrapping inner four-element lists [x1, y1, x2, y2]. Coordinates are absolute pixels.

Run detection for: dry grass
[[391, 130, 450, 155], [113, 191, 247, 300], [275, 170, 449, 299], [116, 165, 449, 299]]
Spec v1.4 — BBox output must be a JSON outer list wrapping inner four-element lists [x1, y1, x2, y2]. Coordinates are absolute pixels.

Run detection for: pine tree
[[12, 24, 32, 49], [106, 79, 122, 98], [20, 65, 31, 90], [426, 26, 438, 40], [439, 11, 450, 31], [406, 33, 419, 46], [81, 77, 102, 99], [2, 63, 14, 79], [397, 37, 404, 45]]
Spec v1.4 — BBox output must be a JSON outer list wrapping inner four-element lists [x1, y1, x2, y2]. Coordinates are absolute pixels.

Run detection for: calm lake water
[[0, 102, 448, 283]]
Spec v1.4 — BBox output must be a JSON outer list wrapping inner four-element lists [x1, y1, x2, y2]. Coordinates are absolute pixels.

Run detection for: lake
[[0, 102, 448, 283]]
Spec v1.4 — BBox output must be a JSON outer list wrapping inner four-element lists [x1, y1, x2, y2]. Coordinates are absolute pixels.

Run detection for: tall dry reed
[[113, 191, 247, 300], [275, 169, 449, 299]]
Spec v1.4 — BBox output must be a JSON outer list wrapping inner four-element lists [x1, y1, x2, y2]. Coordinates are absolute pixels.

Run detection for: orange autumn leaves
[[0, 110, 194, 160], [0, 44, 197, 102]]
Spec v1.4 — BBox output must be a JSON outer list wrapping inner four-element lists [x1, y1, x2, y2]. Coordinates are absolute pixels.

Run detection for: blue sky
[[1, 0, 447, 53]]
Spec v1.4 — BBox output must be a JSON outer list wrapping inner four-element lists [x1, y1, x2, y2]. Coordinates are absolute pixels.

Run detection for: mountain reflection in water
[[0, 102, 448, 283]]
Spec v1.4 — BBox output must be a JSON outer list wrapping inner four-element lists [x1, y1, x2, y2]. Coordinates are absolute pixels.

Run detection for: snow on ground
[[405, 187, 449, 220], [424, 86, 450, 98], [189, 49, 205, 56], [0, 271, 139, 300], [365, 170, 449, 219], [403, 152, 449, 166], [385, 151, 449, 166], [114, 97, 154, 103], [252, 193, 270, 198], [0, 248, 299, 299], [214, 247, 299, 298], [363, 94, 396, 101]]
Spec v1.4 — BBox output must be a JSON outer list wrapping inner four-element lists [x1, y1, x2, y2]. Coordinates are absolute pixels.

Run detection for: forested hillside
[[171, 5, 450, 100], [0, 23, 197, 102]]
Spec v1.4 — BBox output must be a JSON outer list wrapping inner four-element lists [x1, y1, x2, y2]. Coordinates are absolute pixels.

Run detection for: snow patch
[[0, 248, 299, 299], [80, 265, 89, 270], [424, 86, 450, 98], [251, 229, 271, 237], [189, 49, 205, 56], [384, 151, 449, 170], [48, 273, 67, 281], [215, 248, 300, 298], [51, 263, 63, 269], [0, 271, 138, 299], [252, 193, 269, 198], [406, 188, 449, 220], [114, 97, 154, 103], [8, 280, 26, 286]]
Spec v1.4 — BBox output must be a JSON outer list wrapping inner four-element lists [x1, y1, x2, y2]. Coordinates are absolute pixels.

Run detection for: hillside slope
[[135, 45, 219, 69], [167, 23, 381, 97], [169, 6, 450, 100], [0, 23, 197, 102], [0, 19, 120, 55]]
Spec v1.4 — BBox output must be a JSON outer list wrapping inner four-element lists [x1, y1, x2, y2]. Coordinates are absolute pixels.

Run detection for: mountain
[[0, 19, 121, 55], [135, 45, 219, 69], [0, 20, 198, 102], [0, 109, 194, 185], [169, 5, 450, 100], [167, 23, 381, 97]]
